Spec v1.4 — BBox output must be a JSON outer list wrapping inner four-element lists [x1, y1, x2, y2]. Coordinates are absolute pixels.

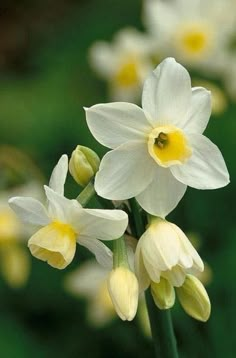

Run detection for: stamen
[[155, 132, 168, 149]]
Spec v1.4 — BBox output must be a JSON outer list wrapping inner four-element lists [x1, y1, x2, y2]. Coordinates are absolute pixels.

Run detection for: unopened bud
[[151, 277, 175, 309], [176, 274, 211, 322], [107, 266, 139, 321], [69, 145, 100, 187]]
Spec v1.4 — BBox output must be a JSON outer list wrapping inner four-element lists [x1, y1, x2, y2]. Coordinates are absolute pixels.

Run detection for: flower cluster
[[89, 0, 236, 112], [9, 58, 229, 327]]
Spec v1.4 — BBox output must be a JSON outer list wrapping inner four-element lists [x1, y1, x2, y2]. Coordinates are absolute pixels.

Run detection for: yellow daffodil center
[[114, 60, 139, 87], [176, 24, 212, 59], [148, 125, 192, 167], [28, 221, 77, 269]]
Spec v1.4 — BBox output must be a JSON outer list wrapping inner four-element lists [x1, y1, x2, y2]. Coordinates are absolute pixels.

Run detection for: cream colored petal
[[142, 58, 192, 125], [162, 265, 186, 287], [28, 222, 76, 269], [134, 241, 151, 292], [49, 154, 68, 195], [75, 208, 128, 241], [78, 236, 113, 269], [85, 103, 150, 149], [95, 141, 155, 200], [170, 133, 230, 189], [8, 196, 50, 226], [136, 167, 187, 218]]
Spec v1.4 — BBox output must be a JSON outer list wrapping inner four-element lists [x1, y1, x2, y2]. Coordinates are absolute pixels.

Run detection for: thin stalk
[[76, 181, 96, 207], [129, 198, 178, 358]]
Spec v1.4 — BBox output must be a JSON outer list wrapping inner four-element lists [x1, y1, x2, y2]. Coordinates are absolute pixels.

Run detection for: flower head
[[143, 0, 236, 73], [89, 27, 154, 101], [9, 155, 128, 269], [86, 58, 229, 217], [134, 218, 204, 291]]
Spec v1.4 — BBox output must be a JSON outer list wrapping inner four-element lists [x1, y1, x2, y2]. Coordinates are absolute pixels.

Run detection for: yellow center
[[148, 125, 192, 167], [176, 24, 211, 59], [114, 61, 139, 87], [28, 221, 77, 269]]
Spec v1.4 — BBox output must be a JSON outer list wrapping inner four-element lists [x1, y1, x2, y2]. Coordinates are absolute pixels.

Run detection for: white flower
[[9, 155, 128, 269], [86, 58, 229, 217], [65, 260, 115, 326], [134, 218, 204, 291], [143, 0, 236, 74], [89, 27, 154, 101]]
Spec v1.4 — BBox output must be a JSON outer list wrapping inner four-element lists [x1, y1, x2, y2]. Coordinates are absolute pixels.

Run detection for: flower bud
[[107, 266, 139, 321], [176, 274, 211, 322], [151, 277, 175, 309], [69, 145, 100, 187]]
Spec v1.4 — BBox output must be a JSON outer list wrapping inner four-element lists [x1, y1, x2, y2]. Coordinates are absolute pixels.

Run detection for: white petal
[[162, 266, 186, 287], [183, 87, 212, 134], [75, 209, 128, 240], [79, 236, 113, 269], [44, 186, 82, 224], [136, 167, 187, 218], [8, 196, 50, 226], [49, 154, 68, 195], [134, 242, 151, 292], [142, 58, 192, 125], [85, 103, 151, 149], [95, 141, 155, 200], [65, 260, 108, 297], [171, 134, 230, 189]]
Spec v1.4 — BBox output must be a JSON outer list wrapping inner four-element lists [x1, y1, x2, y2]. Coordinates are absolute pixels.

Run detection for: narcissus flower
[[86, 58, 229, 217], [89, 27, 154, 101], [9, 155, 128, 269], [143, 0, 236, 74], [134, 218, 204, 291]]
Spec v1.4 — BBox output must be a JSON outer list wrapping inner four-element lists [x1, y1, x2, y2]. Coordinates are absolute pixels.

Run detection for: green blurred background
[[0, 0, 235, 357]]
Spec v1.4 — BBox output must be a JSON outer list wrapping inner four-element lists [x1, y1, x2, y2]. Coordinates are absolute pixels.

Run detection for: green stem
[[113, 236, 129, 269], [76, 181, 96, 207], [129, 198, 178, 358], [146, 290, 178, 358]]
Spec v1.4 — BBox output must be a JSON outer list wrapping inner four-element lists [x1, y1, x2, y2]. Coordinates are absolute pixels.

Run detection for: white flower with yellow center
[[89, 27, 154, 101], [143, 0, 236, 73], [86, 58, 229, 217], [9, 155, 128, 269], [134, 218, 204, 291]]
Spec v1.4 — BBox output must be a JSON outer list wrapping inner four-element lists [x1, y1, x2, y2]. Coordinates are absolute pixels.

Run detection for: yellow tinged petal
[[107, 267, 139, 321], [28, 221, 76, 269], [176, 275, 211, 322], [151, 277, 175, 309]]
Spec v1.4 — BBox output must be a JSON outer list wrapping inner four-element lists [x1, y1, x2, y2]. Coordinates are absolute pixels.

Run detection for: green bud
[[176, 274, 211, 322], [69, 145, 100, 187], [151, 277, 175, 309]]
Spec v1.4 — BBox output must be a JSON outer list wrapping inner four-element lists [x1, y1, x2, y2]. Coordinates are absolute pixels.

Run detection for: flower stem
[[113, 236, 129, 269], [146, 290, 178, 358], [128, 198, 178, 358], [76, 180, 96, 207]]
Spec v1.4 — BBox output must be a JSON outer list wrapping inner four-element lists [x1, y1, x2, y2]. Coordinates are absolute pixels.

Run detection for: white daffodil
[[143, 0, 236, 74], [86, 58, 229, 217], [9, 155, 128, 270], [65, 260, 115, 326], [89, 27, 154, 101], [134, 218, 204, 291]]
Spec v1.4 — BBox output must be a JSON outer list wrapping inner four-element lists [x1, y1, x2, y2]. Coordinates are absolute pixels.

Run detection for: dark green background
[[0, 0, 235, 357]]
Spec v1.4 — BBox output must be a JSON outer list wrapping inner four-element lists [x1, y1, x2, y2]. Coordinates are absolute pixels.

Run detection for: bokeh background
[[0, 0, 235, 357]]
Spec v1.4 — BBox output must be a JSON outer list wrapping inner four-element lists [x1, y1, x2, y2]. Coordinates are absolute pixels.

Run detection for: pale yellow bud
[[176, 275, 211, 322], [151, 277, 175, 309], [107, 266, 139, 321], [69, 145, 100, 187]]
